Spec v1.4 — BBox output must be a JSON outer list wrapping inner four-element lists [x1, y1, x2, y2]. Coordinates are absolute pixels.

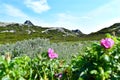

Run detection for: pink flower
[[48, 48, 58, 59], [100, 38, 114, 49], [55, 73, 62, 78], [58, 73, 62, 78]]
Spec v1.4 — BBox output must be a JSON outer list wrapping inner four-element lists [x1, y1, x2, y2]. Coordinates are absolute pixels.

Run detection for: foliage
[[71, 34, 120, 80], [0, 24, 81, 43], [0, 38, 91, 62], [1, 22, 120, 43], [0, 34, 120, 80], [0, 38, 50, 58], [0, 53, 31, 79], [0, 50, 68, 80]]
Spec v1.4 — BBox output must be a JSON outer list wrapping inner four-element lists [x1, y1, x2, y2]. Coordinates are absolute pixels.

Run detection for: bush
[[0, 38, 89, 62], [71, 34, 120, 80], [0, 34, 119, 80], [0, 49, 67, 80]]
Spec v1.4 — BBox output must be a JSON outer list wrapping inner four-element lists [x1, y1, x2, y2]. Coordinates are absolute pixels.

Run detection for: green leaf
[[90, 70, 98, 75], [2, 75, 10, 80]]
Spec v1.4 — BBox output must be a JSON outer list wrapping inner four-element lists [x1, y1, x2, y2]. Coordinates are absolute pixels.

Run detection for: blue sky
[[0, 0, 120, 34]]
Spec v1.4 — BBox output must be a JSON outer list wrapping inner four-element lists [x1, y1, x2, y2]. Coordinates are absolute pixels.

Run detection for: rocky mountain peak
[[24, 20, 34, 26], [72, 29, 83, 35]]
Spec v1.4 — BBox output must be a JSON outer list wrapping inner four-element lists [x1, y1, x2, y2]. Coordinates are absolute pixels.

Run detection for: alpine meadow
[[0, 0, 120, 80]]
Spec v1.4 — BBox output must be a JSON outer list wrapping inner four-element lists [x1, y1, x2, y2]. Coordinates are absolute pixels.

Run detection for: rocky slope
[[0, 20, 85, 43]]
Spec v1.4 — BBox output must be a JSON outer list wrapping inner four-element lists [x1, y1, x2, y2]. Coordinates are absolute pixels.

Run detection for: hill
[[0, 21, 85, 43], [84, 23, 120, 40], [1, 20, 120, 43]]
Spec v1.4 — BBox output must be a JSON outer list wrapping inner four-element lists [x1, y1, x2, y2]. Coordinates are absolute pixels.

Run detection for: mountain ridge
[[0, 21, 84, 43], [82, 23, 120, 40], [0, 20, 120, 43], [88, 23, 120, 35]]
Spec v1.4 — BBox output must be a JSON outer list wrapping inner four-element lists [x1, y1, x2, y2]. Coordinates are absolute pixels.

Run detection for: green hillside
[[1, 21, 120, 43], [0, 22, 83, 44], [82, 23, 120, 40]]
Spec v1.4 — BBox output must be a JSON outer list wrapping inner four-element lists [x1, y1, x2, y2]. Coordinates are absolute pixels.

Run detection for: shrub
[[0, 49, 67, 80], [71, 34, 120, 80], [1, 34, 119, 80], [0, 38, 90, 62]]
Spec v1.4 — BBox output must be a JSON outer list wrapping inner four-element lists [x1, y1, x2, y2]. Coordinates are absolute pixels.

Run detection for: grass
[[0, 38, 94, 63], [0, 23, 82, 44], [0, 23, 103, 62], [0, 23, 106, 44]]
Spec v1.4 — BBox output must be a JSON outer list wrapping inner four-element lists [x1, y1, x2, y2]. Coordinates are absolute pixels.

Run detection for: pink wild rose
[[100, 38, 114, 49], [48, 48, 58, 59], [55, 73, 62, 78]]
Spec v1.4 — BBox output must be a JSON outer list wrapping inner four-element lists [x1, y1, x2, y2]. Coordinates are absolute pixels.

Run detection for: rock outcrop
[[24, 20, 34, 26]]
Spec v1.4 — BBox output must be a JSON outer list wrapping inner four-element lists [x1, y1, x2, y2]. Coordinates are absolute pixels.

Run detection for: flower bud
[[5, 52, 11, 63]]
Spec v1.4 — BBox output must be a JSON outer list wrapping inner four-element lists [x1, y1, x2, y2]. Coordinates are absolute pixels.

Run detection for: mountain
[[2, 20, 120, 43], [0, 21, 85, 43], [95, 23, 120, 35], [84, 23, 120, 40], [72, 29, 85, 36], [24, 20, 34, 26]]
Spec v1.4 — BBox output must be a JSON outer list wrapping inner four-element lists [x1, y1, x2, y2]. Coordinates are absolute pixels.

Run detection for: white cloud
[[54, 13, 81, 29], [24, 0, 50, 13], [0, 3, 48, 25], [50, 0, 120, 34], [87, 0, 120, 18], [80, 0, 120, 34], [57, 13, 78, 21], [3, 4, 28, 18], [2, 0, 120, 34], [0, 4, 35, 23], [34, 13, 85, 31]]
